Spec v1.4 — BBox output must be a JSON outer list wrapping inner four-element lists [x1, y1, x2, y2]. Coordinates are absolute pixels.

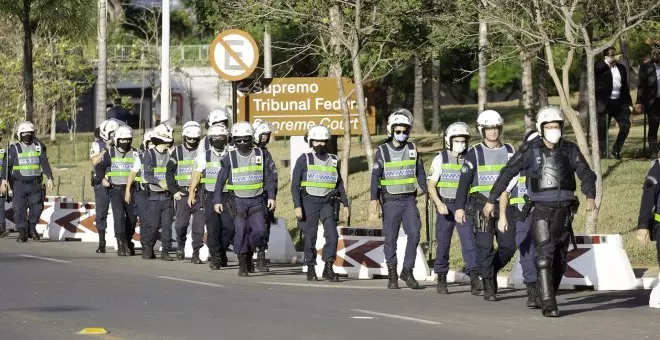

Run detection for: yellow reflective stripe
[[135, 177, 145, 182], [469, 185, 493, 193], [226, 183, 264, 190], [174, 175, 191, 180], [518, 176, 526, 183], [201, 178, 216, 184], [18, 152, 40, 157], [13, 165, 40, 170], [383, 160, 416, 168], [655, 214, 660, 222], [308, 165, 336, 172], [379, 178, 417, 186], [233, 165, 262, 173], [301, 181, 336, 189], [477, 164, 505, 171], [178, 160, 195, 165], [153, 167, 166, 173], [107, 171, 130, 177], [436, 182, 459, 188], [509, 197, 526, 205], [206, 162, 221, 167], [441, 164, 462, 170], [111, 157, 135, 162]]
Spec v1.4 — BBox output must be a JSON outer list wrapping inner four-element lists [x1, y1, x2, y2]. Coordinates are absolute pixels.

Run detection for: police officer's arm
[[455, 149, 478, 210], [486, 148, 526, 205], [264, 151, 277, 207], [39, 141, 54, 180], [638, 161, 660, 230], [264, 148, 279, 196], [212, 156, 231, 206], [189, 151, 206, 197], [124, 155, 141, 202], [165, 156, 179, 196], [336, 162, 349, 208], [0, 148, 11, 191], [290, 155, 306, 209], [568, 143, 596, 199], [370, 148, 384, 201], [89, 141, 106, 166], [415, 154, 428, 194]]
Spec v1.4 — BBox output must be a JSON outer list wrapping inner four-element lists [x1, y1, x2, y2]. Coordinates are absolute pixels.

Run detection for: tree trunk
[[96, 0, 108, 126], [412, 56, 425, 133], [22, 0, 34, 121], [619, 39, 630, 87], [431, 53, 441, 134], [585, 51, 603, 234], [50, 106, 57, 142], [521, 52, 534, 133], [537, 49, 548, 107], [349, 32, 374, 170], [577, 52, 588, 118], [477, 14, 488, 113]]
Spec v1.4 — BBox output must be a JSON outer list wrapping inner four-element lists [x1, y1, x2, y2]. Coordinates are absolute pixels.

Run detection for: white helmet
[[114, 125, 134, 145], [252, 121, 273, 141], [306, 125, 331, 146], [142, 129, 154, 149], [444, 121, 471, 149], [386, 109, 413, 137], [208, 108, 229, 127], [231, 121, 254, 138], [182, 121, 202, 138], [476, 110, 504, 136], [17, 121, 35, 134], [535, 106, 564, 133], [208, 124, 229, 137], [99, 118, 123, 141], [153, 123, 174, 143]]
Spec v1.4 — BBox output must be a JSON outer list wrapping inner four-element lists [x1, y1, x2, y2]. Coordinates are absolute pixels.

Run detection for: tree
[[0, 0, 95, 122]]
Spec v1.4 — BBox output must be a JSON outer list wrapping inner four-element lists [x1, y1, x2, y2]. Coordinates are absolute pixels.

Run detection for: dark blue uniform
[[90, 139, 110, 239], [259, 146, 278, 251], [2, 140, 53, 241], [143, 148, 175, 257], [638, 160, 660, 262], [132, 150, 151, 256]]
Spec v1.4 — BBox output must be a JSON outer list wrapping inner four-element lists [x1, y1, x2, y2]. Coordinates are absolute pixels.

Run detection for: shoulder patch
[[332, 158, 338, 167], [372, 162, 380, 170], [132, 151, 138, 158], [255, 155, 262, 165], [35, 144, 41, 152], [0, 148, 5, 154]]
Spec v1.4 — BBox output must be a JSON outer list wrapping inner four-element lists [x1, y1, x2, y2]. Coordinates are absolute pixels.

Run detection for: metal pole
[[160, 0, 171, 123], [96, 0, 108, 127], [232, 81, 238, 123], [264, 25, 272, 79]]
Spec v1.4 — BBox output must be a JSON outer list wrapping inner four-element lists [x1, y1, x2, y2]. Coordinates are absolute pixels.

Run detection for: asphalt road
[[0, 237, 658, 340]]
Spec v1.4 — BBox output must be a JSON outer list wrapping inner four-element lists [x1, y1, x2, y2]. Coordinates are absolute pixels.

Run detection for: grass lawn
[[41, 98, 656, 271]]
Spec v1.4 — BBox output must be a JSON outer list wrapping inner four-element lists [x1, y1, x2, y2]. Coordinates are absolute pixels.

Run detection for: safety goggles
[[233, 138, 251, 145]]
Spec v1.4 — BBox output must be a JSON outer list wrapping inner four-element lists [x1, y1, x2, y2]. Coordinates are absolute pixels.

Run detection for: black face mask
[[117, 140, 132, 152], [185, 138, 200, 150], [313, 145, 328, 154], [20, 133, 33, 145], [210, 139, 227, 150], [236, 143, 252, 153]]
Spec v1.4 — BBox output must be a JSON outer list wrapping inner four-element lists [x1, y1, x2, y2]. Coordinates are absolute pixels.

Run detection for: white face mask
[[544, 129, 562, 144], [451, 142, 467, 154]]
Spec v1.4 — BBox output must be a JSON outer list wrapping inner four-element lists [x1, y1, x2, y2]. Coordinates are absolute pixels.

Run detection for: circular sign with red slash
[[209, 29, 259, 81]]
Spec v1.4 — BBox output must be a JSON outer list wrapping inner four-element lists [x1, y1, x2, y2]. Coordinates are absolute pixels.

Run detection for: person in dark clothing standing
[[635, 45, 660, 159], [595, 46, 633, 159], [636, 157, 660, 262], [484, 106, 596, 317]]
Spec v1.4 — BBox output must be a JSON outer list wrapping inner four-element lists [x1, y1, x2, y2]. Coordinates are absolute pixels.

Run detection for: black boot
[[237, 254, 249, 277], [307, 265, 318, 281], [141, 242, 153, 260], [537, 257, 559, 317], [116, 238, 127, 256], [387, 265, 399, 289], [191, 249, 203, 264], [246, 252, 255, 273], [322, 261, 340, 282], [29, 226, 40, 240], [436, 273, 448, 294], [16, 228, 28, 243], [96, 231, 106, 254], [400, 267, 420, 289], [161, 248, 175, 261], [148, 241, 157, 259], [126, 240, 135, 256], [469, 272, 482, 296], [526, 283, 541, 309], [483, 278, 497, 301], [256, 248, 269, 272], [209, 251, 221, 270], [219, 250, 228, 267], [0, 225, 9, 238], [176, 247, 185, 261]]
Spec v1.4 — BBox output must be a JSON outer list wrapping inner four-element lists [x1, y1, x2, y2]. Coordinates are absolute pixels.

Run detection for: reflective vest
[[107, 147, 138, 185], [135, 152, 146, 188], [226, 148, 264, 198], [655, 190, 660, 224], [435, 150, 462, 200], [173, 145, 197, 187], [0, 148, 5, 175], [509, 173, 528, 210], [301, 153, 339, 197], [469, 143, 514, 196], [201, 149, 228, 193], [12, 143, 42, 177], [378, 142, 417, 195], [147, 148, 170, 192]]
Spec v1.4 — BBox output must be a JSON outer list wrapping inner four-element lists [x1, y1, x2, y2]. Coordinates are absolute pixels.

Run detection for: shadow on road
[[558, 290, 648, 316], [3, 305, 97, 313]]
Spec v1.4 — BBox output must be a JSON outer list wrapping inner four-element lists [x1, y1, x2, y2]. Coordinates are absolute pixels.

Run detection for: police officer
[[369, 109, 427, 290], [0, 121, 54, 243], [166, 121, 205, 264], [125, 129, 155, 259], [200, 108, 231, 153], [292, 125, 350, 282], [454, 110, 517, 301], [213, 122, 277, 277], [99, 125, 141, 256], [505, 130, 541, 308], [189, 125, 234, 269], [637, 154, 660, 261], [143, 123, 176, 261], [427, 122, 480, 295], [484, 106, 596, 317], [252, 121, 278, 272], [0, 132, 9, 238], [90, 118, 123, 253]]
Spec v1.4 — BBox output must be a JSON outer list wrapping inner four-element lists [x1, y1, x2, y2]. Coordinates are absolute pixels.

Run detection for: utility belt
[[148, 190, 171, 197], [441, 197, 456, 204], [13, 176, 42, 184], [531, 199, 580, 250], [379, 191, 416, 203]]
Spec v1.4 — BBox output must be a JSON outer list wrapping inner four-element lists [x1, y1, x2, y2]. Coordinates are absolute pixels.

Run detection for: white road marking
[[20, 254, 70, 263], [257, 281, 386, 290], [350, 316, 375, 320], [156, 276, 223, 287], [351, 309, 442, 326]]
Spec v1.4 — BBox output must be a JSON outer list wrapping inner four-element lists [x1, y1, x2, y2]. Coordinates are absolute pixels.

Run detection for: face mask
[[211, 139, 226, 150], [185, 139, 200, 150], [20, 133, 33, 145], [236, 143, 251, 153], [117, 141, 132, 152], [451, 142, 467, 154], [394, 133, 408, 142], [313, 145, 328, 154], [544, 129, 562, 144]]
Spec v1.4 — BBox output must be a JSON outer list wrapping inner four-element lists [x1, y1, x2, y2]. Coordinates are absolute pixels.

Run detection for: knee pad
[[535, 256, 552, 269]]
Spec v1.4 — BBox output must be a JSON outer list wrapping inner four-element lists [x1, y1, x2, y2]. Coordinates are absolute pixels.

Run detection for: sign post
[[209, 29, 259, 122]]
